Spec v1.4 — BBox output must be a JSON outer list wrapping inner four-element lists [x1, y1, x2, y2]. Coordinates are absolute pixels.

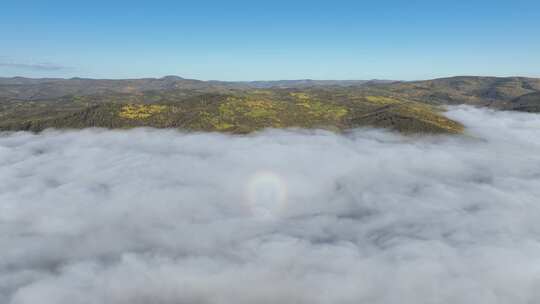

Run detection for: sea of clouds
[[1, 106, 540, 304]]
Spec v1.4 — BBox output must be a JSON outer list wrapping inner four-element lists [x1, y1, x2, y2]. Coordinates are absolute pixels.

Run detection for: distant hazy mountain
[[0, 76, 219, 100], [232, 79, 394, 89], [0, 76, 394, 101], [1, 75, 538, 108]]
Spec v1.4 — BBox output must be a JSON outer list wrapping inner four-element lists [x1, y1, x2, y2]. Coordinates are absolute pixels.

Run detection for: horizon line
[[1, 74, 540, 82]]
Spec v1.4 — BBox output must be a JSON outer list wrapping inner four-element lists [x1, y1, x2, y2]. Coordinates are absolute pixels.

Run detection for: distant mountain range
[[0, 76, 538, 134], [0, 76, 394, 100]]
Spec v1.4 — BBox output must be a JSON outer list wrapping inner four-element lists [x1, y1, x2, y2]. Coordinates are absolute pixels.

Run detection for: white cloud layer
[[1, 106, 540, 304]]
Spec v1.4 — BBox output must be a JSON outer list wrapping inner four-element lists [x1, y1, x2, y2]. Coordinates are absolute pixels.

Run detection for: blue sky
[[1, 0, 539, 80]]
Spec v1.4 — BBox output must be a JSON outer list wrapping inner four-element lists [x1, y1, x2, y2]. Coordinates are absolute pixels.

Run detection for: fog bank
[[1, 106, 540, 303]]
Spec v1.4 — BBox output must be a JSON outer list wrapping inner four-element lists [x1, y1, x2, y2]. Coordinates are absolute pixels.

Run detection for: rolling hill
[[1, 75, 538, 134]]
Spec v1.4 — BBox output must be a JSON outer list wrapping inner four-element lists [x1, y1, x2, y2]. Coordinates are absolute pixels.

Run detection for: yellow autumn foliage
[[119, 104, 167, 119], [365, 96, 401, 105]]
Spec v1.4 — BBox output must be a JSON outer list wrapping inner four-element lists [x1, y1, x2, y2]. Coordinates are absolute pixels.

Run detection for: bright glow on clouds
[[1, 106, 540, 303], [246, 171, 287, 218]]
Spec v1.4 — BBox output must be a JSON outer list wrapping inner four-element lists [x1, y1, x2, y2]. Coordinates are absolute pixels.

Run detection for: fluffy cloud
[[1, 106, 540, 304]]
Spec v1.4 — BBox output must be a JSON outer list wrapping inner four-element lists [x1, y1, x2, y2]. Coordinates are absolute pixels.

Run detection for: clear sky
[[1, 0, 539, 80]]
